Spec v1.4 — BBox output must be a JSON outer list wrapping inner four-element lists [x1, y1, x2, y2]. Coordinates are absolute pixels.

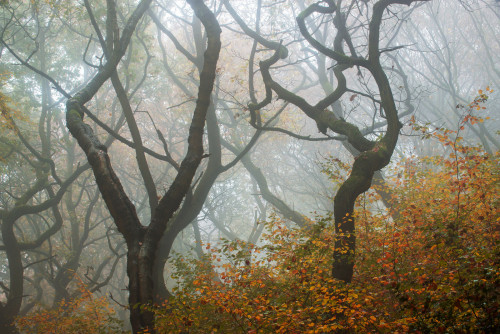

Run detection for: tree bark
[[65, 0, 220, 331], [226, 0, 423, 283], [0, 218, 23, 334]]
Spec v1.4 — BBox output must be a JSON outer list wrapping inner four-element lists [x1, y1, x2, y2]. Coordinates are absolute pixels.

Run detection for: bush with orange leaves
[[155, 94, 499, 333], [155, 144, 498, 333], [16, 277, 124, 333]]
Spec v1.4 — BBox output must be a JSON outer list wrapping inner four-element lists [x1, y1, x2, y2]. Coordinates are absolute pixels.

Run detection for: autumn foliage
[[16, 277, 123, 333], [153, 94, 499, 333], [13, 92, 499, 333]]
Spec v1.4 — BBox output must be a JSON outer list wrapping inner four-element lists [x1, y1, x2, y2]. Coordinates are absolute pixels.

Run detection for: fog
[[0, 0, 498, 332]]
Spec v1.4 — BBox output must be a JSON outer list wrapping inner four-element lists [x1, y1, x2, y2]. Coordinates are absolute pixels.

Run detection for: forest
[[0, 0, 499, 333]]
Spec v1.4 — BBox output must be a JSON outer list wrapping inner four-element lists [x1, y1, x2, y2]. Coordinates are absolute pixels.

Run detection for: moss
[[67, 109, 82, 119], [278, 47, 288, 59]]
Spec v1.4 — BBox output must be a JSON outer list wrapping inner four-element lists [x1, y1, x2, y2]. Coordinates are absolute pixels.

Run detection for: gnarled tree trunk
[[65, 1, 220, 331]]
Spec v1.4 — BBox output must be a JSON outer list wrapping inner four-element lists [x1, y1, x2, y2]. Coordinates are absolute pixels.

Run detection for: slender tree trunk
[[153, 233, 176, 301], [0, 218, 23, 334], [332, 157, 376, 282]]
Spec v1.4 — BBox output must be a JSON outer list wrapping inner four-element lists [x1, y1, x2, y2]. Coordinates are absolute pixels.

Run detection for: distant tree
[[396, 0, 499, 154], [0, 12, 88, 331]]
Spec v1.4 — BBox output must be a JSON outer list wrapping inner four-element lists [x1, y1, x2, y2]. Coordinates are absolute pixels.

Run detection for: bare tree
[[63, 0, 220, 331], [225, 0, 428, 282]]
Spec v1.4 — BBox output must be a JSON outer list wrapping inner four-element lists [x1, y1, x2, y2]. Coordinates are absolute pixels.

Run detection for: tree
[[153, 100, 499, 333], [396, 0, 499, 154], [3, 0, 497, 332], [0, 7, 89, 329], [63, 0, 221, 331], [225, 0, 428, 282]]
